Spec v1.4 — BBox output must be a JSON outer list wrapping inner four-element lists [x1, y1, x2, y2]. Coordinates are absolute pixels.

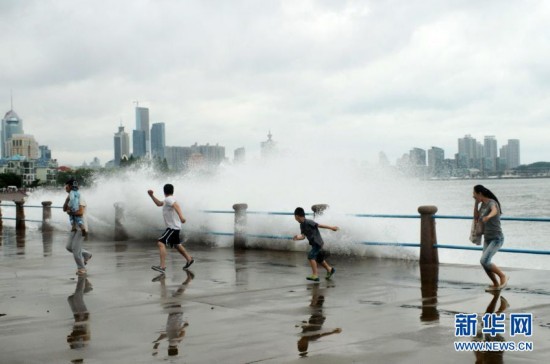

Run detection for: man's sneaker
[[183, 259, 194, 270], [326, 267, 336, 280], [151, 266, 166, 274], [306, 275, 320, 282]]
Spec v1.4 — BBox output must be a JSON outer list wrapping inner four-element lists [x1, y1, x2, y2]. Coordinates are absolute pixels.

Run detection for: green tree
[[56, 168, 95, 187], [0, 173, 23, 188]]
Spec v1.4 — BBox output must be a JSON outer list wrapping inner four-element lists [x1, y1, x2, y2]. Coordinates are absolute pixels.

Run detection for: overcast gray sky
[[1, 0, 549, 166]]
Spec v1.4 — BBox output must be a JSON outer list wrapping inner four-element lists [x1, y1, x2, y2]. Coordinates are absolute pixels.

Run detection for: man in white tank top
[[148, 184, 194, 274]]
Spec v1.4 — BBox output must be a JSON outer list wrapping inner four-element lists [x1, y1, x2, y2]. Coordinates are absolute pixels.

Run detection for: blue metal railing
[[3, 203, 550, 256], [199, 209, 550, 256]]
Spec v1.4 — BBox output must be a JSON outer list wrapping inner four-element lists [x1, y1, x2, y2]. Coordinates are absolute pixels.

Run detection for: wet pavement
[[1, 228, 550, 363]]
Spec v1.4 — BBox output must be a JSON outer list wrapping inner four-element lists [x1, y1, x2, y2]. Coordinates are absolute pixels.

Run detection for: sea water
[[16, 154, 550, 270]]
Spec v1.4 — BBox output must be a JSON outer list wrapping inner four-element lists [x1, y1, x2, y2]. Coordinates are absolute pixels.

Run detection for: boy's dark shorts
[[158, 228, 182, 248], [308, 245, 330, 263]]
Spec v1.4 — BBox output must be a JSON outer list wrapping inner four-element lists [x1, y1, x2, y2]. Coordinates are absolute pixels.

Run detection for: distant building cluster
[[395, 134, 521, 178], [112, 105, 233, 172], [0, 108, 58, 186]]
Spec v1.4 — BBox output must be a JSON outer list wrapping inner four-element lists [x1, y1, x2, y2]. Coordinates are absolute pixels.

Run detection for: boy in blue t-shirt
[[293, 207, 339, 281]]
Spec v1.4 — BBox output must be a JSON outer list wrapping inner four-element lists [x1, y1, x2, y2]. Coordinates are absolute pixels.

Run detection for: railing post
[[114, 202, 129, 241], [311, 204, 329, 218], [0, 201, 3, 231], [232, 203, 248, 250], [41, 201, 53, 232], [418, 205, 438, 265], [15, 201, 26, 231]]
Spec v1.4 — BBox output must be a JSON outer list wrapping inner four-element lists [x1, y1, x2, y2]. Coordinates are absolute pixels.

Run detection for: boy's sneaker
[[306, 275, 320, 282], [326, 267, 336, 280], [151, 266, 166, 274], [183, 259, 195, 270]]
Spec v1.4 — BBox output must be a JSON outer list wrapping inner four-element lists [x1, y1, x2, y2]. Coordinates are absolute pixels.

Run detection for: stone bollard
[[418, 205, 439, 265], [232, 203, 248, 250], [114, 202, 129, 241], [311, 204, 329, 218], [15, 201, 25, 231], [41, 201, 53, 232]]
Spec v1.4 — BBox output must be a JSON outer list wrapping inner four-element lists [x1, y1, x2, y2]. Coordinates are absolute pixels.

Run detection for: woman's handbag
[[469, 219, 483, 245]]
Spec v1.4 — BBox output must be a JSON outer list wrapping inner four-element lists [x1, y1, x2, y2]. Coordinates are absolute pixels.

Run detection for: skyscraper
[[261, 131, 276, 158], [132, 129, 146, 158], [483, 136, 498, 172], [505, 139, 520, 169], [135, 107, 150, 156], [1, 109, 24, 158], [409, 147, 426, 165], [39, 145, 52, 160], [458, 134, 483, 169], [151, 122, 166, 159], [114, 125, 130, 166], [234, 147, 245, 164], [428, 147, 444, 175]]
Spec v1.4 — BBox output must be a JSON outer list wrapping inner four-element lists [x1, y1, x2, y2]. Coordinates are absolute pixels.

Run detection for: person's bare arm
[[318, 224, 339, 232], [173, 202, 186, 224], [147, 190, 164, 207], [293, 234, 305, 241]]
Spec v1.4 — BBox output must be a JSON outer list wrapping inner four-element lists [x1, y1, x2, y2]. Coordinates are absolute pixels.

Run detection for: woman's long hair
[[474, 185, 502, 214]]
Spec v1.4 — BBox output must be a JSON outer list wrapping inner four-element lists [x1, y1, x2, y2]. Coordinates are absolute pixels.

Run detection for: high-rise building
[[483, 136, 498, 172], [409, 147, 426, 166], [135, 107, 150, 156], [164, 146, 193, 171], [132, 129, 146, 158], [1, 109, 24, 158], [151, 123, 166, 159], [190, 143, 225, 165], [39, 145, 52, 161], [428, 147, 444, 175], [504, 139, 520, 169], [261, 131, 276, 158], [7, 134, 39, 159], [234, 147, 245, 164], [114, 125, 130, 166], [457, 134, 483, 169]]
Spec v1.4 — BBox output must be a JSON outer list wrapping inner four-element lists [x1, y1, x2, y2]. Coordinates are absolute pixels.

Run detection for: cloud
[[0, 0, 548, 165]]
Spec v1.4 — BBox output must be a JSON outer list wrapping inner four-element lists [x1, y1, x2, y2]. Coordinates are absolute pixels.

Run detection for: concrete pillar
[[15, 201, 25, 231], [114, 202, 129, 241], [418, 205, 438, 265], [41, 201, 53, 232], [311, 204, 329, 218], [232, 203, 248, 250]]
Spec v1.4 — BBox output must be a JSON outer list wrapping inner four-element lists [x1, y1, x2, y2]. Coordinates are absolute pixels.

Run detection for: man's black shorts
[[158, 228, 181, 248]]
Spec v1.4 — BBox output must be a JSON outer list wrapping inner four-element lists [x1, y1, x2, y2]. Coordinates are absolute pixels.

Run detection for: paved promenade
[[1, 228, 550, 363]]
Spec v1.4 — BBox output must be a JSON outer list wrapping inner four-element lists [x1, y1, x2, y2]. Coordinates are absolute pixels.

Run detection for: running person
[[473, 184, 508, 291], [63, 179, 91, 276], [148, 184, 194, 274], [293, 207, 338, 282]]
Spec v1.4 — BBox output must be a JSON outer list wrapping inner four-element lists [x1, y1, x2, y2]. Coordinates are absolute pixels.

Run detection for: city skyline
[[2, 1, 550, 166]]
